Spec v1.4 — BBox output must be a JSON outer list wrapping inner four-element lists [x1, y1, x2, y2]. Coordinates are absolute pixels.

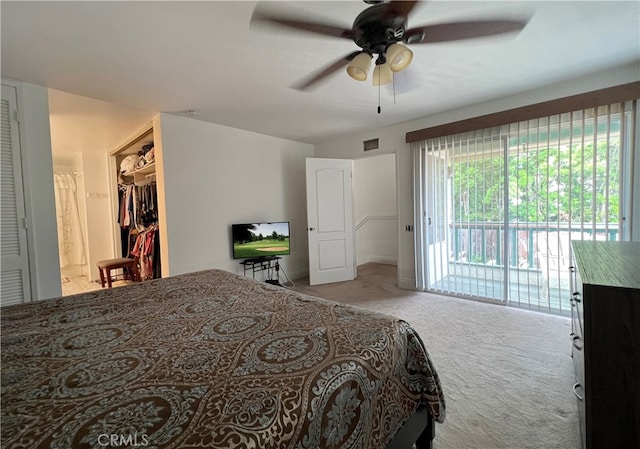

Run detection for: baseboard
[[286, 267, 308, 281], [357, 255, 397, 266], [368, 256, 397, 265], [398, 277, 418, 290]]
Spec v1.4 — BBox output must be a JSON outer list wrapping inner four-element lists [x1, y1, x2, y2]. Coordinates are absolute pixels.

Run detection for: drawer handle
[[569, 332, 576, 357], [573, 382, 583, 401], [572, 335, 582, 351]]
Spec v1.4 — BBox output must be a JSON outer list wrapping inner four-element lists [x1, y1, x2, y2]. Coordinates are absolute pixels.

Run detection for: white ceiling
[[2, 1, 639, 158]]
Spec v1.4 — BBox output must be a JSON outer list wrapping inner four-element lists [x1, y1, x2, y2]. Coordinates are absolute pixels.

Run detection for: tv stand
[[240, 256, 281, 285]]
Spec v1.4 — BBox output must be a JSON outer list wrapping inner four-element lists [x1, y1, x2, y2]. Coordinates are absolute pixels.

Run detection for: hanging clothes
[[118, 185, 130, 257], [131, 224, 160, 280], [54, 173, 87, 268], [117, 181, 159, 258], [117, 183, 158, 231]]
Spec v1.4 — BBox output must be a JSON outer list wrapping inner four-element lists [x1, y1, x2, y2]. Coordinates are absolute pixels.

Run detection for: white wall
[[155, 113, 313, 280], [313, 62, 640, 289], [10, 80, 62, 299], [353, 153, 397, 265]]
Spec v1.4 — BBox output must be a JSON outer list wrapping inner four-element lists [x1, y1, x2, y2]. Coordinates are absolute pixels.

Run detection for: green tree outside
[[452, 139, 620, 224]]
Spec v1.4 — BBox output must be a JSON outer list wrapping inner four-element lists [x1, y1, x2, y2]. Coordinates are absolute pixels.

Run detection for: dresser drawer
[[571, 310, 584, 379], [573, 266, 583, 297], [571, 307, 586, 449], [569, 264, 578, 295], [570, 261, 586, 448], [571, 332, 584, 379], [571, 291, 583, 341]]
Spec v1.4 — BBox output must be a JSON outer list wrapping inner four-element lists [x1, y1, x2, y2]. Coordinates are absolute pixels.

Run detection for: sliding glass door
[[414, 101, 635, 314]]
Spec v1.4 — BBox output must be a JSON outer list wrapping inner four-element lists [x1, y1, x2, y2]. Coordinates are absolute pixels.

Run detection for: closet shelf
[[123, 162, 155, 177]]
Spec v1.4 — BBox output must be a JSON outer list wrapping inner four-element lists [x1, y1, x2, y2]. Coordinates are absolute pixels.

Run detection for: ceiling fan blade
[[405, 19, 528, 44], [292, 51, 362, 91], [381, 0, 420, 19], [251, 10, 355, 40]]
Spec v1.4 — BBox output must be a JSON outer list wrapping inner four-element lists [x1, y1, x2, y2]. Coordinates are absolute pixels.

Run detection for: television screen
[[232, 222, 290, 259]]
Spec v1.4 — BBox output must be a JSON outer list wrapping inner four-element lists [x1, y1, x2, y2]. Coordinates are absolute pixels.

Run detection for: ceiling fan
[[251, 0, 529, 91]]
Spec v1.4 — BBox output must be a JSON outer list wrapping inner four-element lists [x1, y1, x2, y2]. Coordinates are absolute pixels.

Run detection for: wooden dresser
[[571, 241, 640, 449]]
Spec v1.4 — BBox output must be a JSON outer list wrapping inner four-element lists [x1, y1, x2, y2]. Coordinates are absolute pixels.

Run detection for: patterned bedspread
[[1, 269, 445, 449]]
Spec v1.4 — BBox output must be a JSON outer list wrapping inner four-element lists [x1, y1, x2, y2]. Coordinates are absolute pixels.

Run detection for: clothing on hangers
[[117, 184, 158, 230], [131, 224, 160, 280]]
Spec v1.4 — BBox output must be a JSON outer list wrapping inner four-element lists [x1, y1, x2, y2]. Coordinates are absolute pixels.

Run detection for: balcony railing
[[450, 221, 618, 269], [429, 222, 619, 314]]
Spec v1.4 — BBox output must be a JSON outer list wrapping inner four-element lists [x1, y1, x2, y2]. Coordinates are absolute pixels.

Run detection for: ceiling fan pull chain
[[393, 73, 396, 105], [378, 77, 381, 114]]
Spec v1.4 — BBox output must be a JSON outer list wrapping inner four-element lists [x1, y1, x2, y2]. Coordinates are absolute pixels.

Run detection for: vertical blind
[[413, 100, 636, 314]]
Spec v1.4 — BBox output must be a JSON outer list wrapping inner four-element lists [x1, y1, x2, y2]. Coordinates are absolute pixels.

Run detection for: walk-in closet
[[110, 123, 162, 283]]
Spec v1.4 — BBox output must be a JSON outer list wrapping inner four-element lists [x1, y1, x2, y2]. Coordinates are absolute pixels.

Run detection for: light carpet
[[291, 263, 581, 449]]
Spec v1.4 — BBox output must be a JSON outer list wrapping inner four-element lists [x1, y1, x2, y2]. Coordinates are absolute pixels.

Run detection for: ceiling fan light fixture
[[386, 43, 413, 72], [346, 52, 372, 81], [372, 62, 393, 86]]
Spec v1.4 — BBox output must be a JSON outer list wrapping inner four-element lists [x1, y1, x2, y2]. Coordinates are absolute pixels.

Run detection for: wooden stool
[[96, 257, 140, 288]]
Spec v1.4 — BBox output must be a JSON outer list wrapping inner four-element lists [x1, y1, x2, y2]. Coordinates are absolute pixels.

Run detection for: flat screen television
[[232, 222, 290, 259]]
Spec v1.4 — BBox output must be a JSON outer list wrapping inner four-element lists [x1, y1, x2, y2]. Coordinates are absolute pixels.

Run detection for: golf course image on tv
[[232, 222, 290, 259]]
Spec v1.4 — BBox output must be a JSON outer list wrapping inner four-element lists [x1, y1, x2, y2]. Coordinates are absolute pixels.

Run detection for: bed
[[1, 269, 445, 449]]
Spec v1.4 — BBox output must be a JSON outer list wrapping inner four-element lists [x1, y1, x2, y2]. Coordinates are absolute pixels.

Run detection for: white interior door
[[306, 158, 355, 285], [1, 84, 31, 305]]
